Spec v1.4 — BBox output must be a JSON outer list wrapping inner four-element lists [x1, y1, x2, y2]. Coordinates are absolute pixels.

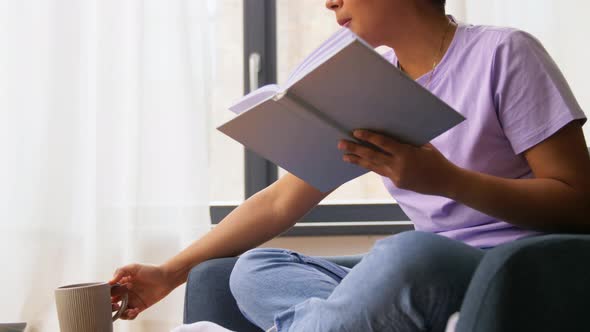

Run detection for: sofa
[[184, 233, 590, 332], [184, 150, 590, 331]]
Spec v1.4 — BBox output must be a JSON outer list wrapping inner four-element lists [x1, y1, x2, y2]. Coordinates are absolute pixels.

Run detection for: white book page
[[228, 84, 279, 115], [227, 28, 361, 114]]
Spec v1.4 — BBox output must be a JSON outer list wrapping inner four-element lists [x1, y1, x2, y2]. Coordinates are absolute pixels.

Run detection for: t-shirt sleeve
[[491, 30, 586, 154]]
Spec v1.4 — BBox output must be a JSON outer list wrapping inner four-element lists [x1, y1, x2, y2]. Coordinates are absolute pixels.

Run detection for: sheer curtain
[[447, 0, 590, 142], [0, 0, 213, 331]]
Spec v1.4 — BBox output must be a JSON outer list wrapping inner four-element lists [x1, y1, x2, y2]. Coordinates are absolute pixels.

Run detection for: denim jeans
[[229, 231, 484, 332]]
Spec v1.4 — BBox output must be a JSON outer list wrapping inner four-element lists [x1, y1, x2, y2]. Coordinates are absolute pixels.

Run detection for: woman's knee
[[374, 230, 447, 252], [229, 248, 291, 301], [370, 231, 483, 283], [363, 231, 483, 327]]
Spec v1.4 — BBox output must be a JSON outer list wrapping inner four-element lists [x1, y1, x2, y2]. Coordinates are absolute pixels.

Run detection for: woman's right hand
[[109, 263, 177, 320]]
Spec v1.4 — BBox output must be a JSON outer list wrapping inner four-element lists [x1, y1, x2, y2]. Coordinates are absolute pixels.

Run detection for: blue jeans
[[229, 231, 485, 332]]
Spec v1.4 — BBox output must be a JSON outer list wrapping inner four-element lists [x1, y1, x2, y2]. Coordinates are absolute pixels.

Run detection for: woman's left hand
[[338, 129, 461, 197]]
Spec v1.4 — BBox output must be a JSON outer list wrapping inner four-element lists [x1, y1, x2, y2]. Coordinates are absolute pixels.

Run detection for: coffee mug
[[55, 282, 128, 332]]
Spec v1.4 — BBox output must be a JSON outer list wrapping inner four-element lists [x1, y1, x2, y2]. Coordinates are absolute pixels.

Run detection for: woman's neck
[[387, 13, 457, 80]]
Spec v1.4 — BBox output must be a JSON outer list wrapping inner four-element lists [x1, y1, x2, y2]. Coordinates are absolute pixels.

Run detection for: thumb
[[110, 264, 138, 284]]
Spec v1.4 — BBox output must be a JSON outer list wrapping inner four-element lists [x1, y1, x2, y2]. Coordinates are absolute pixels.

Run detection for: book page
[[228, 84, 279, 115]]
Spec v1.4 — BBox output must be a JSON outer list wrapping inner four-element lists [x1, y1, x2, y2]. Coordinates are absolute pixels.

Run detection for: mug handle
[[110, 283, 129, 322]]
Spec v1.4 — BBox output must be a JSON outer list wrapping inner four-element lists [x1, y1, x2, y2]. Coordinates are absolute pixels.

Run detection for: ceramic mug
[[55, 282, 128, 332]]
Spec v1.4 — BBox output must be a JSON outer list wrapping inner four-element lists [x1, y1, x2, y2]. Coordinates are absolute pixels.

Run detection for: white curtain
[[447, 0, 590, 143], [0, 0, 214, 331]]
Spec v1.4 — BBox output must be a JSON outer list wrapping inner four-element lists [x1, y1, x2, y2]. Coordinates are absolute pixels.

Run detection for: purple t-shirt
[[381, 21, 587, 248]]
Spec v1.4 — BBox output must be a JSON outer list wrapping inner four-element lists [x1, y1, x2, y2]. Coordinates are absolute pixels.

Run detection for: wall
[[261, 235, 387, 256]]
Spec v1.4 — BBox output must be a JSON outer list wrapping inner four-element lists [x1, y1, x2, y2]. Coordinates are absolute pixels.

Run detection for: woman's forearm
[[159, 174, 331, 289], [159, 188, 293, 289], [448, 167, 590, 233]]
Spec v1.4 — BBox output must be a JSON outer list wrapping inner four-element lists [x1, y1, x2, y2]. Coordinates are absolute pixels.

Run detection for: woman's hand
[[338, 129, 461, 197], [109, 264, 176, 320]]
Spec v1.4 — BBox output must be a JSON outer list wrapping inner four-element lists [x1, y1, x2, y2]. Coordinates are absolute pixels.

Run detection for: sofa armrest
[[457, 234, 590, 332], [184, 257, 262, 331]]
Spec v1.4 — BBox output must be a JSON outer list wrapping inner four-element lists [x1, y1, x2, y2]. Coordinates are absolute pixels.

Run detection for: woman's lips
[[338, 18, 352, 27]]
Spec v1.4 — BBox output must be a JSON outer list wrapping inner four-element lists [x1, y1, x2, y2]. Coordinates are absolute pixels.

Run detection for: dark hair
[[432, 0, 446, 10]]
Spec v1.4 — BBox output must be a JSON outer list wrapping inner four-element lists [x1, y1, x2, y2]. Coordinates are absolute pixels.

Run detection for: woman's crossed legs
[[230, 231, 484, 332]]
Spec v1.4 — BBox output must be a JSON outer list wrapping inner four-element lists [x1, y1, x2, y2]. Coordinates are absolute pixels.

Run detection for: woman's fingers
[[110, 268, 126, 284], [110, 264, 140, 284], [353, 129, 406, 155], [343, 153, 389, 177], [338, 140, 390, 164], [121, 308, 141, 320], [129, 309, 140, 319]]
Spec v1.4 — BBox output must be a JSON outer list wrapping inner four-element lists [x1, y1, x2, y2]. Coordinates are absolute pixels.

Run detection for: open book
[[218, 27, 465, 193]]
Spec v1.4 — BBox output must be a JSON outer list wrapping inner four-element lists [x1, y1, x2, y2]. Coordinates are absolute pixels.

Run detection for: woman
[[110, 0, 590, 331]]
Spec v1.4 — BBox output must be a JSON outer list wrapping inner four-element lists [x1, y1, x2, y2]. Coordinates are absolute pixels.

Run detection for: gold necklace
[[425, 18, 454, 89], [398, 18, 454, 89]]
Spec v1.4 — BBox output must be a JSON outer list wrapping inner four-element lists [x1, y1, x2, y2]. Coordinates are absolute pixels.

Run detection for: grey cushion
[[456, 234, 590, 332], [184, 257, 260, 331]]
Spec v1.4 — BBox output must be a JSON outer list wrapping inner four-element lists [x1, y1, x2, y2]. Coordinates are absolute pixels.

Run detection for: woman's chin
[[355, 31, 379, 47], [344, 24, 380, 47]]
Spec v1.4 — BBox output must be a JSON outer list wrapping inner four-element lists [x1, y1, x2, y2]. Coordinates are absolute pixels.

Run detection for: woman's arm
[[109, 173, 334, 320], [161, 173, 334, 289], [339, 122, 590, 233], [447, 122, 590, 232]]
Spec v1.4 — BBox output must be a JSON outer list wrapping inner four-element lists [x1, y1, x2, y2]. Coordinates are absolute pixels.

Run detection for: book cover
[[218, 28, 465, 192]]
